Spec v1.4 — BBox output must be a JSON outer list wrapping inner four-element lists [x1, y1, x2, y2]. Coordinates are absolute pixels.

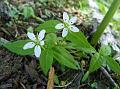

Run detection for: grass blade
[[91, 0, 120, 45]]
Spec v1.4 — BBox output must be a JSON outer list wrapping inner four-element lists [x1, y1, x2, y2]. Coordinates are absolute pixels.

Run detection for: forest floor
[[0, 0, 120, 89]]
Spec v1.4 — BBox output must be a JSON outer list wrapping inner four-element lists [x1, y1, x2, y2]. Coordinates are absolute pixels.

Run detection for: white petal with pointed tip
[[69, 17, 77, 24], [70, 26, 79, 32], [34, 45, 41, 58], [55, 23, 64, 29], [38, 30, 46, 40], [27, 32, 36, 41], [40, 41, 45, 46], [62, 28, 68, 37], [63, 12, 69, 22], [23, 42, 35, 50]]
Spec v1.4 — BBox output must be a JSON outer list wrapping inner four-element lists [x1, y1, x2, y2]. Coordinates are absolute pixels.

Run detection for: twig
[[54, 74, 78, 88], [47, 67, 55, 89], [100, 67, 119, 88], [1, 27, 11, 36], [57, 69, 70, 77], [54, 81, 72, 88], [20, 82, 27, 89]]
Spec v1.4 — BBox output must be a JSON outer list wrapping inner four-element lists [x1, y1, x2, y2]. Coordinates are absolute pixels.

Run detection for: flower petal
[[40, 40, 45, 46], [69, 16, 77, 24], [62, 28, 68, 37], [38, 30, 46, 40], [27, 32, 36, 41], [70, 26, 79, 32], [55, 23, 64, 29], [23, 42, 35, 50], [63, 12, 69, 22], [34, 45, 41, 58]]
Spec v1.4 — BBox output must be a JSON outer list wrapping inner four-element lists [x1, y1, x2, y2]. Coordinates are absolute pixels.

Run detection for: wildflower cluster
[[23, 12, 79, 58]]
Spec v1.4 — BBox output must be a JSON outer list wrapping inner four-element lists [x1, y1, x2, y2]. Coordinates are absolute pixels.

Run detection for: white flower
[[23, 30, 46, 58], [55, 12, 79, 37]]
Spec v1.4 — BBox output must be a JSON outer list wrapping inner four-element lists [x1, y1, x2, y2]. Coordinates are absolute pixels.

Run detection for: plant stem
[[91, 0, 120, 46]]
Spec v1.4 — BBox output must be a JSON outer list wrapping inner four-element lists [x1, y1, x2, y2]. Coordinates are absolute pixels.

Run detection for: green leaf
[[89, 53, 104, 73], [45, 33, 57, 48], [35, 20, 60, 33], [97, 2, 108, 14], [40, 48, 53, 75], [54, 74, 59, 85], [53, 46, 79, 69], [27, 26, 33, 33], [23, 5, 35, 18], [99, 45, 111, 56], [91, 82, 97, 88], [66, 31, 96, 53], [3, 40, 34, 55], [106, 57, 120, 74], [82, 71, 89, 82], [0, 38, 9, 46]]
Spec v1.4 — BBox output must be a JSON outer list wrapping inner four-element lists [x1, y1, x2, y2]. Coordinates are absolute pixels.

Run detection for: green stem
[[32, 15, 45, 22], [91, 0, 120, 46]]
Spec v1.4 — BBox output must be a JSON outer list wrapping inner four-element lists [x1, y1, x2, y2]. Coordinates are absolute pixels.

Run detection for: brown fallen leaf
[[47, 67, 55, 89]]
